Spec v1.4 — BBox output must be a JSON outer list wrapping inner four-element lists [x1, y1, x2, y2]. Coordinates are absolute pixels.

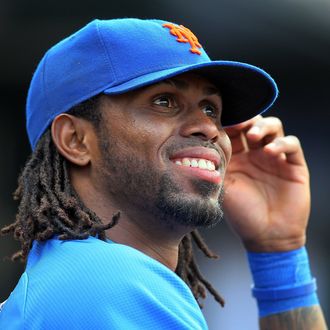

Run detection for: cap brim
[[103, 60, 278, 126]]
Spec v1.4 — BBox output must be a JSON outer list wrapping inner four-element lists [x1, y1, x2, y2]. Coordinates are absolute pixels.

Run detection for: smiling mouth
[[168, 146, 223, 184], [172, 157, 217, 172], [170, 157, 222, 185]]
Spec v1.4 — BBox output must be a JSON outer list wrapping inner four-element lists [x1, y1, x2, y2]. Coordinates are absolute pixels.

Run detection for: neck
[[71, 169, 189, 271], [106, 218, 183, 271]]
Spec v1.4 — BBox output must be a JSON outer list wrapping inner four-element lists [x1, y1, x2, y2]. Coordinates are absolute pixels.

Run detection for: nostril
[[191, 132, 208, 140], [191, 132, 218, 143], [210, 135, 218, 144]]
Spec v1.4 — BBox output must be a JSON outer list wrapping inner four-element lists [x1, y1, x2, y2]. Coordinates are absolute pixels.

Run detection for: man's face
[[93, 72, 232, 228]]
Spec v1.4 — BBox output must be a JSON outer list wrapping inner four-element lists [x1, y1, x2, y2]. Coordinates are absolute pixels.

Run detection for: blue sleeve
[[0, 237, 208, 330]]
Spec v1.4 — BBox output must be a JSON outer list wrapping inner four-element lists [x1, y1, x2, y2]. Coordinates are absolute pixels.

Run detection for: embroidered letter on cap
[[163, 23, 202, 55]]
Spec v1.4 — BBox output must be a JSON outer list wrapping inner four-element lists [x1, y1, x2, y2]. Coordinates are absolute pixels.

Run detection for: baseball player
[[0, 18, 327, 329]]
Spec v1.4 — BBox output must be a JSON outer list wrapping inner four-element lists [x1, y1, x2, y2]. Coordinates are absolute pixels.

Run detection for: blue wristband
[[247, 247, 319, 317]]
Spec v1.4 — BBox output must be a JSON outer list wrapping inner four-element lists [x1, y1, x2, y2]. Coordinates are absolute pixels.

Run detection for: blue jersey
[[0, 236, 208, 329]]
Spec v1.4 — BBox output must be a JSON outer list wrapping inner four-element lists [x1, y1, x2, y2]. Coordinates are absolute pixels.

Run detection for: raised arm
[[223, 116, 327, 329]]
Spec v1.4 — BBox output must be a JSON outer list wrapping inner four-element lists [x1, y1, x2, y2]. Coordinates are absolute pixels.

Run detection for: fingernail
[[266, 142, 276, 149], [249, 126, 260, 135]]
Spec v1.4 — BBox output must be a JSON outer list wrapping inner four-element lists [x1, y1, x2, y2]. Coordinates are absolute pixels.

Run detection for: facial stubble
[[98, 136, 224, 229]]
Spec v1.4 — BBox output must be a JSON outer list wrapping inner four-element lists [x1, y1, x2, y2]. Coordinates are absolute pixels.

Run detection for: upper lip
[[169, 147, 222, 170]]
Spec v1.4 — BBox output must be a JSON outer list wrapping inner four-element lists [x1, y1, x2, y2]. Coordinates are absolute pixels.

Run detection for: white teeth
[[207, 160, 215, 171], [182, 158, 191, 167], [198, 159, 207, 169], [173, 158, 217, 171], [191, 159, 198, 167]]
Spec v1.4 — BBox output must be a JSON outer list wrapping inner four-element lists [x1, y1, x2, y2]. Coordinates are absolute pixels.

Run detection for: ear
[[51, 114, 95, 166]]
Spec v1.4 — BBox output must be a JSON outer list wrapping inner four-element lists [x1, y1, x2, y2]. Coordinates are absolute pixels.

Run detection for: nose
[[179, 108, 221, 143]]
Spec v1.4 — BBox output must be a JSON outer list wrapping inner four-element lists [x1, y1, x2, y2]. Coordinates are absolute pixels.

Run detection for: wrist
[[247, 246, 319, 317], [244, 236, 306, 253]]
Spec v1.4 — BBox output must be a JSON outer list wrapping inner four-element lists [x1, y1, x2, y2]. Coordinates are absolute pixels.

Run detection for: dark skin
[[51, 73, 327, 329]]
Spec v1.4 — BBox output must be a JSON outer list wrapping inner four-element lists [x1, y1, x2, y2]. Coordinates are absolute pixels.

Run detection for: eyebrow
[[157, 78, 221, 97]]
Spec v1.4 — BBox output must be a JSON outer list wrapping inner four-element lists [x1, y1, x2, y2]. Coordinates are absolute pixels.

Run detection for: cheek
[[110, 116, 173, 162], [220, 131, 233, 165]]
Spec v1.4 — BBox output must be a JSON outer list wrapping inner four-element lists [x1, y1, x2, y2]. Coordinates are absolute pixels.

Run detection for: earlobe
[[51, 114, 92, 166]]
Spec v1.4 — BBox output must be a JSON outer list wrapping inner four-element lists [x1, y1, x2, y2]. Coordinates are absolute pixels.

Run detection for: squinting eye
[[203, 105, 217, 118], [153, 95, 176, 108]]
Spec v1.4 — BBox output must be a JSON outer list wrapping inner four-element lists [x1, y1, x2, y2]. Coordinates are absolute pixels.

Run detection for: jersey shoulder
[[0, 236, 207, 330]]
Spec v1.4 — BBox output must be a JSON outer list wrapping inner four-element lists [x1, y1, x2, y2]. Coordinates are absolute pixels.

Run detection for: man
[[0, 18, 327, 329]]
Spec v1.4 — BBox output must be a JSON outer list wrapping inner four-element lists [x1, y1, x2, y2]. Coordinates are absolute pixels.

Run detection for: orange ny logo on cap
[[163, 23, 202, 55]]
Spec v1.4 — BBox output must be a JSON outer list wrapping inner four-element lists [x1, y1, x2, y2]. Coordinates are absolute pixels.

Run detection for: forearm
[[259, 305, 328, 330]]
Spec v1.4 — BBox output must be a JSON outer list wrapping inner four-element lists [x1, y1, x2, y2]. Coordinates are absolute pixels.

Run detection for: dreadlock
[[1, 95, 224, 307], [176, 231, 225, 307]]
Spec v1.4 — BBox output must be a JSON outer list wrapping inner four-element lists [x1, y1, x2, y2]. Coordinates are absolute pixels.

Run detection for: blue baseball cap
[[26, 18, 278, 150]]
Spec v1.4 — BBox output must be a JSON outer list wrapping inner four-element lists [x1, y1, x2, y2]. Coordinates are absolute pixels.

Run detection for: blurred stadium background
[[0, 0, 329, 328]]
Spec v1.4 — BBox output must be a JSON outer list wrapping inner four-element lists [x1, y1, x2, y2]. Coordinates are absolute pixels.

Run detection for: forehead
[[152, 72, 221, 96], [100, 72, 222, 108]]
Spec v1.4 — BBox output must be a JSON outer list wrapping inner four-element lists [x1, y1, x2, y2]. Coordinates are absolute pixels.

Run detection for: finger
[[227, 116, 284, 153], [225, 115, 262, 153], [245, 116, 285, 150], [224, 115, 262, 138], [264, 135, 306, 166], [229, 131, 248, 153]]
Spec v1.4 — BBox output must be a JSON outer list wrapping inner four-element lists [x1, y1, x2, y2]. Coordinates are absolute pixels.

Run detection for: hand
[[223, 116, 310, 252]]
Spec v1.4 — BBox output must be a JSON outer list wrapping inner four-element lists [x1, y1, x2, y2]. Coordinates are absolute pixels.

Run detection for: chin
[[155, 174, 224, 228]]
